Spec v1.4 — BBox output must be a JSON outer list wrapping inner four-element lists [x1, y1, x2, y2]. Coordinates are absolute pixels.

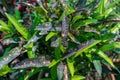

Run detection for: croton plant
[[0, 0, 120, 80]]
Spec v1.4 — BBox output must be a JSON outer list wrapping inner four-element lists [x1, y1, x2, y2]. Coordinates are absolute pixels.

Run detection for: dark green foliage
[[0, 0, 120, 80]]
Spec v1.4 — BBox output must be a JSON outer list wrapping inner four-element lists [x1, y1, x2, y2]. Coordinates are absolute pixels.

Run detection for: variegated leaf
[[0, 47, 21, 69]]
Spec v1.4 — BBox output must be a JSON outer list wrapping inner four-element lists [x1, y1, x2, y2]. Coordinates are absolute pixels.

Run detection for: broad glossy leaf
[[5, 13, 30, 40], [93, 60, 102, 76], [71, 75, 85, 80], [0, 47, 21, 69], [13, 56, 50, 69], [67, 59, 75, 76]]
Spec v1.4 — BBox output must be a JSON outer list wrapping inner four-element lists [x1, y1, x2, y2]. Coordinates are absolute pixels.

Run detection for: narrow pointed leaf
[[0, 20, 11, 32], [49, 59, 60, 68], [5, 13, 30, 40], [45, 32, 57, 41], [74, 40, 100, 58], [100, 42, 120, 51], [67, 59, 75, 76], [68, 32, 80, 44], [95, 49, 115, 68]]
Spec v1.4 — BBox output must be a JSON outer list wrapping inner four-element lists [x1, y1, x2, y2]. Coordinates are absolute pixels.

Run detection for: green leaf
[[67, 59, 75, 76], [50, 65, 57, 80], [38, 78, 52, 80], [49, 59, 60, 68], [55, 46, 61, 60], [45, 32, 57, 41], [100, 42, 120, 51], [15, 9, 21, 20], [71, 75, 85, 80], [109, 23, 120, 34], [32, 7, 47, 17], [72, 15, 83, 24], [27, 42, 36, 58], [5, 13, 30, 40], [103, 8, 113, 18], [0, 65, 11, 76], [0, 20, 11, 32], [60, 44, 66, 53], [94, 49, 115, 68], [75, 19, 98, 29], [24, 69, 41, 80], [68, 32, 80, 44], [93, 60, 102, 76], [83, 19, 98, 25], [74, 40, 101, 58], [96, 0, 107, 14]]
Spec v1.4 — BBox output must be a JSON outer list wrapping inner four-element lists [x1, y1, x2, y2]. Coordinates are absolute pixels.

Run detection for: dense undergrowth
[[0, 0, 120, 80]]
